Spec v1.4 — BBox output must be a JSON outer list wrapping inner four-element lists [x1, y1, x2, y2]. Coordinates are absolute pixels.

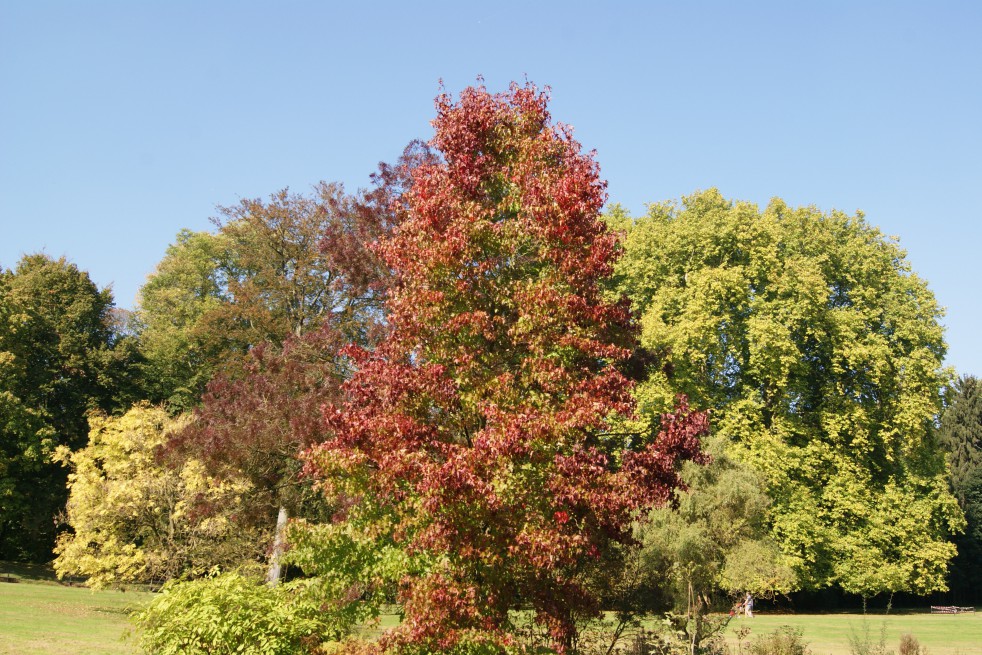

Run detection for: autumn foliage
[[306, 83, 707, 654], [167, 326, 348, 519]]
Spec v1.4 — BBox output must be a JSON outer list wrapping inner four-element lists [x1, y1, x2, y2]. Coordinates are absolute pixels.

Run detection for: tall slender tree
[[937, 375, 982, 602], [938, 376, 982, 504], [306, 83, 706, 654]]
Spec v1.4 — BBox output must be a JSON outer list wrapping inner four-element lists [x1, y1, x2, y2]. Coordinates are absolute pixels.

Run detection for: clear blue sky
[[2, 1, 980, 376]]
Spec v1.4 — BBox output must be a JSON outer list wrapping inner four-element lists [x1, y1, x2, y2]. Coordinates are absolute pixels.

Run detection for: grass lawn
[[2, 565, 979, 655], [724, 610, 982, 655], [0, 565, 153, 655]]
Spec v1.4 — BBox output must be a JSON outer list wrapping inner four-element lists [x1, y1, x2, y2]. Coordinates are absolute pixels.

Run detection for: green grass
[[0, 576, 153, 655], [724, 610, 982, 655], [2, 570, 980, 655]]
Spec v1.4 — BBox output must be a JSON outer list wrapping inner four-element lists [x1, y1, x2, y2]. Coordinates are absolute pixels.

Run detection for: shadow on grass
[[0, 560, 60, 584]]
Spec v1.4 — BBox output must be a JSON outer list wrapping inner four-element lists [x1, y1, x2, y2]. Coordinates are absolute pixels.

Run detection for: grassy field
[[0, 564, 152, 655], [2, 566, 980, 655], [724, 610, 982, 655]]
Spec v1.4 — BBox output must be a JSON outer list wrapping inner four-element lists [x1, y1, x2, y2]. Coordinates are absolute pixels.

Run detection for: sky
[[1, 1, 980, 376]]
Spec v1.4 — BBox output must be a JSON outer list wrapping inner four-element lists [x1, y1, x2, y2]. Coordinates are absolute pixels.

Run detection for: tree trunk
[[266, 506, 288, 586], [688, 579, 698, 655]]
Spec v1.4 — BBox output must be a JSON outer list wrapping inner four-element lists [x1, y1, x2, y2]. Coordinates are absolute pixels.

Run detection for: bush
[[134, 571, 350, 655], [749, 626, 810, 655], [847, 619, 891, 655], [898, 634, 926, 655], [624, 616, 729, 655]]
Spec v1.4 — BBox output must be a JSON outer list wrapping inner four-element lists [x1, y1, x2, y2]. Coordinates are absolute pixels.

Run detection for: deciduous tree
[[136, 181, 391, 411], [612, 190, 963, 598], [306, 83, 706, 654], [616, 434, 792, 655], [166, 326, 348, 583], [136, 141, 438, 412], [136, 229, 230, 410], [53, 404, 262, 587], [205, 181, 384, 347], [152, 144, 437, 571], [0, 254, 138, 560]]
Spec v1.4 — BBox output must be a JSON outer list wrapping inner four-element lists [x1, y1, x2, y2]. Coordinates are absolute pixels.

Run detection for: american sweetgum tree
[[306, 83, 707, 654]]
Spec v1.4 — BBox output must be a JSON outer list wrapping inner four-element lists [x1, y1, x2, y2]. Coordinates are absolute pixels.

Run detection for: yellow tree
[[613, 189, 963, 599], [54, 404, 261, 587]]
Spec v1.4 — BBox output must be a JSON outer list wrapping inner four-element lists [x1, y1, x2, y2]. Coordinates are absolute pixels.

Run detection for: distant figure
[[745, 592, 754, 618]]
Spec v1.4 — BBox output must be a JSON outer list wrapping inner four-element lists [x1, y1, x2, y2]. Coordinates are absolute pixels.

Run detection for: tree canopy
[[0, 254, 139, 560], [136, 180, 393, 410], [136, 229, 230, 410], [612, 189, 963, 597], [305, 83, 707, 654]]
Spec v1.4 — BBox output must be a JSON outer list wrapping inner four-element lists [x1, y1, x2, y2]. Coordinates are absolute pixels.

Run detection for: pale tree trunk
[[266, 506, 289, 586]]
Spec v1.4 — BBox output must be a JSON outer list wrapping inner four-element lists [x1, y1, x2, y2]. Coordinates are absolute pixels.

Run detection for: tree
[[306, 83, 707, 654], [938, 376, 982, 504], [937, 375, 982, 602], [0, 254, 138, 560], [631, 436, 793, 655], [135, 148, 434, 411], [53, 404, 262, 587], [165, 326, 348, 584], [204, 181, 385, 347], [136, 229, 230, 411], [156, 145, 439, 580], [612, 189, 963, 598], [135, 185, 382, 411]]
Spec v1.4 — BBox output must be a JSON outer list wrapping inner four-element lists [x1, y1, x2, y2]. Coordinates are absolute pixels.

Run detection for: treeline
[[1, 82, 979, 654]]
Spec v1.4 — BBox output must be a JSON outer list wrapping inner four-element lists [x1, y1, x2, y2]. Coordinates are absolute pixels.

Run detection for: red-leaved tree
[[306, 83, 707, 654], [164, 326, 348, 581]]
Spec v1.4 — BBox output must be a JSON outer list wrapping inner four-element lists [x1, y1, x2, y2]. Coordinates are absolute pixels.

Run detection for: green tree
[[136, 182, 391, 411], [634, 436, 793, 654], [938, 376, 982, 504], [53, 404, 263, 587], [937, 375, 982, 602], [0, 254, 137, 560], [136, 229, 230, 411], [613, 189, 963, 598]]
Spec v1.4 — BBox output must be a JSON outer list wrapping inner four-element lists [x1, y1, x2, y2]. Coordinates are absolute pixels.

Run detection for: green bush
[[134, 571, 347, 654]]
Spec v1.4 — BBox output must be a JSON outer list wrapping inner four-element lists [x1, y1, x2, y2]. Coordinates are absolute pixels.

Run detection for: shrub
[[847, 619, 891, 655], [749, 626, 810, 655], [134, 571, 350, 654], [898, 634, 926, 655]]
